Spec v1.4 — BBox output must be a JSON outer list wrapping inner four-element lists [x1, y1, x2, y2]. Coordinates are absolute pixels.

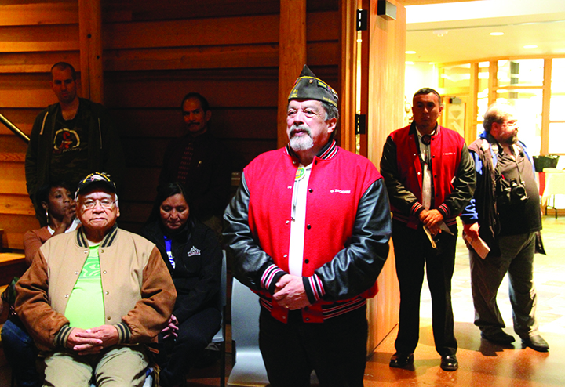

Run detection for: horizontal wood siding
[[0, 0, 340, 248]]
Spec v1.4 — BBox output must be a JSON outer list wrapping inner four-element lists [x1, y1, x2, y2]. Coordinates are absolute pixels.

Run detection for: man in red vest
[[380, 88, 475, 371]]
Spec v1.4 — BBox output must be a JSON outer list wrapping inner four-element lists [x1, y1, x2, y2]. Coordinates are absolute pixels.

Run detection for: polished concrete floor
[[365, 215, 565, 387]]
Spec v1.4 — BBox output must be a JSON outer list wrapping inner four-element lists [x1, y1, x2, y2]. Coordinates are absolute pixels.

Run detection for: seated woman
[[2, 181, 79, 387], [139, 183, 222, 387]]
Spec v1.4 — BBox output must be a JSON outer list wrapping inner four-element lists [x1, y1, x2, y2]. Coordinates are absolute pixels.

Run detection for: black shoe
[[389, 352, 414, 368], [481, 330, 516, 345], [440, 355, 458, 371], [522, 334, 549, 352]]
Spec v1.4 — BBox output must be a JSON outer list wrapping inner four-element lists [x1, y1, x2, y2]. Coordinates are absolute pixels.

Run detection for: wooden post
[[541, 58, 552, 156], [339, 0, 359, 153], [488, 60, 498, 108], [78, 0, 103, 103], [467, 62, 479, 145], [278, 0, 307, 149]]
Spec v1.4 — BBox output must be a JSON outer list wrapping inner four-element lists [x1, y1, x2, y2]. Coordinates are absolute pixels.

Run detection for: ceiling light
[[406, 51, 416, 54], [523, 45, 538, 49], [433, 30, 448, 37], [490, 32, 504, 36], [406, 61, 414, 65]]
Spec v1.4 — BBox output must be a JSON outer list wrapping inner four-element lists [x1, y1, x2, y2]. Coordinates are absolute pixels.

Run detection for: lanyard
[[164, 235, 175, 269]]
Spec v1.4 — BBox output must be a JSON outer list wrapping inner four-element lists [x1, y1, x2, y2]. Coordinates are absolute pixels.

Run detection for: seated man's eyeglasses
[[82, 199, 115, 209]]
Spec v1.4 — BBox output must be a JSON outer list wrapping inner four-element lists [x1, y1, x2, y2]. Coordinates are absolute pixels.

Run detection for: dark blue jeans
[[1, 317, 41, 387]]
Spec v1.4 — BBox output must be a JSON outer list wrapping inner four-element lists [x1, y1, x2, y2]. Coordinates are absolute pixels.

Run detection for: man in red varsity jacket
[[380, 88, 475, 372], [224, 65, 392, 387]]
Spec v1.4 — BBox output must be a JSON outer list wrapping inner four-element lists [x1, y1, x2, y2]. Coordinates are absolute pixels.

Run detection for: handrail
[[0, 113, 30, 143]]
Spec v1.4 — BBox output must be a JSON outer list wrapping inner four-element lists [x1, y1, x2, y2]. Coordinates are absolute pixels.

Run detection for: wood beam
[[339, 0, 359, 153], [488, 60, 498, 107], [78, 0, 103, 103], [278, 0, 307, 149], [541, 58, 552, 155], [467, 62, 479, 145]]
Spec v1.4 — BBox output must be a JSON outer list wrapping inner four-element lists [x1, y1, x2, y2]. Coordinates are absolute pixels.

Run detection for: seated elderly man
[[15, 172, 176, 386]]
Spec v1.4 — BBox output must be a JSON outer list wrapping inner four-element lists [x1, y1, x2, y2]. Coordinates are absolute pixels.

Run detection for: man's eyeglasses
[[82, 199, 115, 210]]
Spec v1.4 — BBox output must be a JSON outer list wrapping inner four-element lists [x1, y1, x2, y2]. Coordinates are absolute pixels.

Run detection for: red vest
[[390, 124, 465, 227]]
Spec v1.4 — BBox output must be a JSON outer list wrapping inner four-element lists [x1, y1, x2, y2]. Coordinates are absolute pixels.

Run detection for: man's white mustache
[[290, 125, 312, 137]]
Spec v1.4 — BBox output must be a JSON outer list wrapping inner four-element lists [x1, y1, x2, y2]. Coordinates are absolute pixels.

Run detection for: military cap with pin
[[288, 65, 338, 107]]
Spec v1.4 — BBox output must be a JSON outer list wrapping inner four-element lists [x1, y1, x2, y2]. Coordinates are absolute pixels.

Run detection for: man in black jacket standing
[[25, 62, 124, 226]]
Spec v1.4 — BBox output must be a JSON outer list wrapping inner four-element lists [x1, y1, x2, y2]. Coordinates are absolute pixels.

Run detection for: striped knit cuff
[[437, 203, 450, 218], [54, 324, 73, 349], [261, 264, 287, 294], [115, 323, 131, 344], [303, 274, 325, 304], [411, 202, 424, 217]]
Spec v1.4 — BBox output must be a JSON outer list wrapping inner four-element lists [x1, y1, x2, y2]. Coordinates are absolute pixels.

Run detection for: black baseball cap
[[75, 172, 116, 198]]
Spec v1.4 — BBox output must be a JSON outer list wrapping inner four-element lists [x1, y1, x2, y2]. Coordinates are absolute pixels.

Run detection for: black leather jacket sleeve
[[223, 173, 286, 293], [380, 135, 420, 215], [308, 178, 391, 302]]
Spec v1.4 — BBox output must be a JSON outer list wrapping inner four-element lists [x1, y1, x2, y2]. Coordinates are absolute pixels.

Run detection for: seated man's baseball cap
[[75, 172, 116, 198]]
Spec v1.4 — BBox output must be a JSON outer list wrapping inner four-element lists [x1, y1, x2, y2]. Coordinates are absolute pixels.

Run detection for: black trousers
[[392, 219, 457, 356], [259, 305, 367, 387], [158, 307, 221, 387]]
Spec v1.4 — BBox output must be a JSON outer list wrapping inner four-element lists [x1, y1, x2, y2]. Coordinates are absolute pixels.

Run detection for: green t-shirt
[[65, 244, 105, 329]]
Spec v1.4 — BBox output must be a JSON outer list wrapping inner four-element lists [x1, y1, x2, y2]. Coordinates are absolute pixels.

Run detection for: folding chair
[[227, 278, 269, 386], [210, 250, 228, 387]]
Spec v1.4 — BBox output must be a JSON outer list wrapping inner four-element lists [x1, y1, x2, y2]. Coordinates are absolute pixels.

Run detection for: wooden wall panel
[[0, 162, 27, 195], [0, 0, 341, 246], [116, 109, 277, 141], [0, 25, 78, 52], [0, 136, 28, 158], [0, 194, 35, 216], [0, 2, 77, 26], [102, 0, 336, 22], [0, 214, 39, 250], [0, 109, 41, 136], [365, 0, 406, 351], [0, 52, 79, 73], [104, 71, 279, 108]]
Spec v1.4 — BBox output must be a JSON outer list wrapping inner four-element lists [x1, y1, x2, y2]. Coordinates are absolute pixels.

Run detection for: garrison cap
[[288, 65, 338, 107]]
